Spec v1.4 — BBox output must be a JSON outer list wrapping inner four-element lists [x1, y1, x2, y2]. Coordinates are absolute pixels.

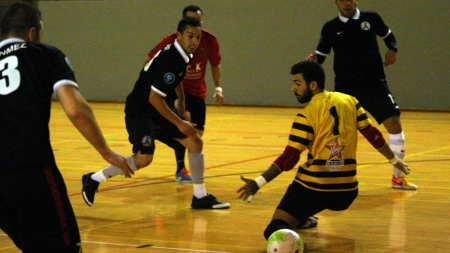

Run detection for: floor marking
[[82, 240, 234, 252]]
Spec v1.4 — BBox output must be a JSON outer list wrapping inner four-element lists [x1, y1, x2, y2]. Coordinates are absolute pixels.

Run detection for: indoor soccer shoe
[[392, 175, 418, 190], [296, 217, 318, 229], [82, 172, 99, 207], [175, 168, 193, 182], [191, 194, 230, 209]]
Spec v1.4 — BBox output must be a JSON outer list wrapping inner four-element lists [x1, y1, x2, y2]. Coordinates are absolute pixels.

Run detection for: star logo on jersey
[[325, 138, 346, 161], [361, 21, 371, 31], [195, 62, 202, 72]]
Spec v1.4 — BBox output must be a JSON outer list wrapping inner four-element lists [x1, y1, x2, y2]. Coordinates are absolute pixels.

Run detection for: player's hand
[[102, 151, 134, 178], [384, 50, 397, 66], [237, 175, 259, 201], [213, 91, 224, 105], [177, 120, 198, 137], [306, 52, 318, 62], [393, 160, 410, 175]]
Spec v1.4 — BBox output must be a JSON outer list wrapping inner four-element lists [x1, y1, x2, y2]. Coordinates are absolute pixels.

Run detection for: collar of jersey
[[174, 39, 191, 63], [0, 38, 25, 48], [339, 8, 360, 23]]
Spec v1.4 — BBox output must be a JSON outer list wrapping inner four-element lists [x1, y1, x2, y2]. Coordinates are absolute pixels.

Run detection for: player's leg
[[171, 129, 229, 209], [353, 81, 416, 190], [8, 166, 82, 252], [264, 183, 322, 239], [81, 116, 156, 206]]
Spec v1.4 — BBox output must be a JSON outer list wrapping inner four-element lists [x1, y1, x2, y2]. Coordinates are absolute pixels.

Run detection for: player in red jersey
[[143, 5, 224, 182]]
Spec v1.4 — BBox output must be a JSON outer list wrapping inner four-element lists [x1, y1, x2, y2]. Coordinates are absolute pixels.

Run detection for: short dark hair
[[0, 2, 42, 39], [177, 16, 201, 34], [182, 5, 203, 18], [290, 60, 325, 89]]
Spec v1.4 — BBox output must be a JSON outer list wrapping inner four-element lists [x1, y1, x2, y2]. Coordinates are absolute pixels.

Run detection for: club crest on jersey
[[325, 138, 346, 171], [199, 48, 206, 56], [164, 72, 175, 84], [360, 21, 371, 31], [142, 135, 152, 147]]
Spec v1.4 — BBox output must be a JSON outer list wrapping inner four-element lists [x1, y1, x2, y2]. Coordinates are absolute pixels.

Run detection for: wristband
[[215, 87, 222, 92], [254, 176, 267, 188], [389, 156, 399, 164]]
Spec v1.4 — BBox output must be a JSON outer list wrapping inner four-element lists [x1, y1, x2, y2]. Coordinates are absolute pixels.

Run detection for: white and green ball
[[266, 229, 304, 253]]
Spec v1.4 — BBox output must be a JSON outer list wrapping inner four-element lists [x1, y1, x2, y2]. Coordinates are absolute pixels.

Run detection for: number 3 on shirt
[[0, 56, 21, 95]]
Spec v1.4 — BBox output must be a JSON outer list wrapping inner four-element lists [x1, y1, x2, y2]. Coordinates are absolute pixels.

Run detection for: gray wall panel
[[38, 1, 450, 110]]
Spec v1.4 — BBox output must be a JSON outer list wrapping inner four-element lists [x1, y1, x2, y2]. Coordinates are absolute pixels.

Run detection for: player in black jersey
[[306, 0, 416, 190], [82, 17, 230, 210], [0, 2, 132, 252], [236, 60, 411, 240]]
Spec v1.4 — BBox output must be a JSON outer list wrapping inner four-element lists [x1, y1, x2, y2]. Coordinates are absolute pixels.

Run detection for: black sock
[[263, 219, 291, 240], [174, 143, 186, 174]]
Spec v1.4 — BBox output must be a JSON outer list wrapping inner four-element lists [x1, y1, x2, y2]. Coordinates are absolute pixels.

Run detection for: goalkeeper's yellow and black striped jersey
[[288, 91, 371, 192]]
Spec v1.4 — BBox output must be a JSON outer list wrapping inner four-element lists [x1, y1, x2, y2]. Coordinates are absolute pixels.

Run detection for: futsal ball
[[266, 229, 304, 253]]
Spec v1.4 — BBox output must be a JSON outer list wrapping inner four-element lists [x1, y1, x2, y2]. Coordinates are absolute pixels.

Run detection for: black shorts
[[0, 165, 81, 252], [335, 80, 401, 124], [277, 182, 358, 222], [185, 92, 206, 131], [125, 114, 187, 155]]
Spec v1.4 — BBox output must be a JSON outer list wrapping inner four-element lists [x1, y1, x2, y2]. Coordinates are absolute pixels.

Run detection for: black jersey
[[125, 40, 190, 118], [0, 38, 77, 170], [316, 9, 391, 84]]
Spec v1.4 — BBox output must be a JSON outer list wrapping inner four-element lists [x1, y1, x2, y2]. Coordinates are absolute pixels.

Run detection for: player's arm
[[383, 32, 397, 66], [358, 124, 410, 174], [175, 82, 185, 117], [237, 146, 301, 200], [56, 85, 133, 177], [149, 88, 197, 137], [211, 64, 224, 104]]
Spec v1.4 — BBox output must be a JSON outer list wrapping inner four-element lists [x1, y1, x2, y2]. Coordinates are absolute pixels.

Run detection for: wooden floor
[[1, 102, 449, 253]]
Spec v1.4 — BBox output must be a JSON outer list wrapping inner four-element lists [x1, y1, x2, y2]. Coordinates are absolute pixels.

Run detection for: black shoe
[[296, 217, 318, 229], [191, 194, 230, 209], [82, 173, 99, 207]]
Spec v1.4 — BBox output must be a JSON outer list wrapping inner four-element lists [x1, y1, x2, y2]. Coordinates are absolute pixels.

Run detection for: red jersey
[[147, 29, 221, 99]]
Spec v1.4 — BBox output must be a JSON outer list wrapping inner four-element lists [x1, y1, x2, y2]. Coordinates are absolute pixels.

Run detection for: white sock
[[92, 156, 137, 183], [389, 132, 405, 178], [194, 184, 207, 199]]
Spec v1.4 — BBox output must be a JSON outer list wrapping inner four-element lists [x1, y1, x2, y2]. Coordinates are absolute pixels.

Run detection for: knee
[[189, 135, 203, 152], [383, 116, 402, 134], [263, 219, 291, 240], [134, 154, 153, 168]]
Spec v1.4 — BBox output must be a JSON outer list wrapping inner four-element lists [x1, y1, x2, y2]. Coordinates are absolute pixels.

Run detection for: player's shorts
[[185, 92, 206, 131], [277, 182, 358, 224], [335, 79, 401, 124], [0, 165, 81, 252], [125, 114, 187, 155]]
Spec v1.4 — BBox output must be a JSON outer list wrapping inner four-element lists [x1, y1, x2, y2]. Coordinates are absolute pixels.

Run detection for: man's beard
[[296, 88, 313, 104]]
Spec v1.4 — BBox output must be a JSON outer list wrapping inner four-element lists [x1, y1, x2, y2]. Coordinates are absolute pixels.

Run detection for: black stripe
[[289, 135, 310, 146], [329, 106, 340, 135], [310, 159, 356, 166], [296, 177, 358, 190], [298, 165, 357, 178], [292, 122, 314, 134], [357, 113, 368, 122]]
